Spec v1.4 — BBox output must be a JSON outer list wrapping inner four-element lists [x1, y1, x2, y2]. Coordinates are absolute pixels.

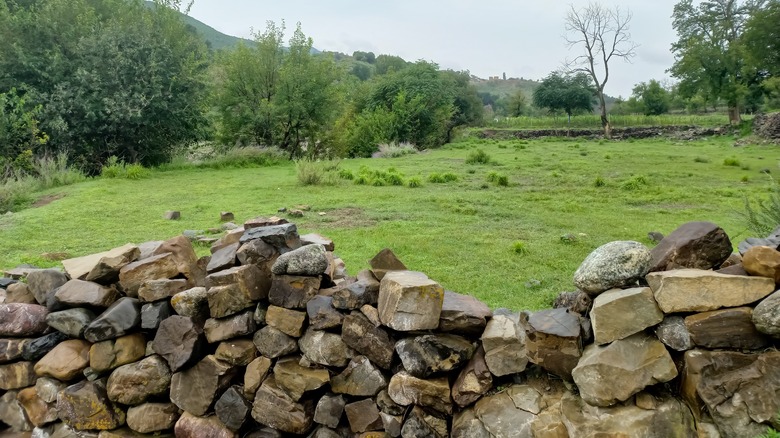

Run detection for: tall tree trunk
[[728, 105, 742, 124], [598, 90, 611, 138]]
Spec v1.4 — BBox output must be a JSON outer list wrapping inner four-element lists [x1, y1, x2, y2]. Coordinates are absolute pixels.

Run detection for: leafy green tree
[[440, 70, 484, 140], [743, 0, 780, 78], [375, 55, 409, 75], [352, 51, 376, 64], [350, 61, 374, 81], [632, 80, 671, 115], [532, 72, 595, 122], [505, 91, 529, 117]]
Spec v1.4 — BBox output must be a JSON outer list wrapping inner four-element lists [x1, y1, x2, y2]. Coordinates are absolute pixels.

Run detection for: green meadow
[[1, 134, 777, 310]]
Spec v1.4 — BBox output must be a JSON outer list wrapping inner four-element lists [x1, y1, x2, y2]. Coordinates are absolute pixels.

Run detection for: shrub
[[487, 171, 509, 186], [466, 149, 492, 165], [296, 161, 339, 186], [741, 175, 750, 183], [338, 169, 354, 180], [723, 157, 741, 167], [101, 156, 150, 180], [384, 172, 404, 186], [442, 172, 459, 182], [621, 175, 649, 191], [375, 142, 418, 158], [354, 175, 369, 185], [428, 173, 445, 183], [594, 176, 606, 187], [407, 177, 422, 188]]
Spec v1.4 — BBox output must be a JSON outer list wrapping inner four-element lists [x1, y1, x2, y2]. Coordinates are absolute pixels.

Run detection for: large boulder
[[378, 271, 444, 331], [61, 243, 139, 283], [573, 241, 652, 295], [590, 287, 663, 345], [650, 221, 732, 271]]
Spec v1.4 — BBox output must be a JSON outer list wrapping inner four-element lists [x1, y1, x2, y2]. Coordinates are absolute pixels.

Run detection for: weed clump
[[594, 176, 606, 187], [296, 161, 339, 186], [352, 166, 405, 186], [376, 142, 418, 158], [486, 171, 509, 187], [466, 149, 492, 165], [723, 157, 741, 167], [407, 177, 422, 188], [428, 172, 458, 183], [101, 156, 151, 180], [512, 241, 529, 255], [694, 156, 710, 163], [621, 175, 649, 191]]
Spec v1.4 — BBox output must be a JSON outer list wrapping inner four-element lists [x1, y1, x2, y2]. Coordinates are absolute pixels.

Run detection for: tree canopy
[[532, 72, 595, 120]]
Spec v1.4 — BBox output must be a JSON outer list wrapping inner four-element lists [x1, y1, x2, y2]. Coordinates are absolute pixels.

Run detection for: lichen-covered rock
[[330, 356, 387, 396], [272, 244, 328, 276], [298, 329, 352, 368], [573, 241, 652, 295], [754, 291, 780, 337], [45, 308, 96, 338], [655, 316, 694, 351], [387, 371, 452, 414], [56, 380, 126, 431], [273, 357, 330, 401]]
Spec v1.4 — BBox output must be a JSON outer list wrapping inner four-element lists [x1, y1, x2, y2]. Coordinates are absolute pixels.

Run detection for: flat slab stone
[[685, 307, 770, 349], [438, 291, 492, 335], [239, 223, 301, 252], [54, 280, 121, 308], [138, 279, 189, 303], [378, 271, 444, 331], [0, 361, 37, 390], [206, 264, 270, 302], [204, 310, 256, 343], [62, 244, 139, 283], [590, 287, 663, 345], [369, 248, 407, 281], [118, 253, 179, 297], [298, 328, 352, 368]]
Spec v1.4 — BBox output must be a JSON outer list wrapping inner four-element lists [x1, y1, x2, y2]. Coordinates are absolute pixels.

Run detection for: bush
[[723, 157, 741, 167], [428, 173, 445, 183], [101, 156, 151, 180], [376, 142, 418, 158], [296, 161, 339, 186], [338, 169, 354, 180], [486, 171, 509, 186], [466, 149, 492, 165], [621, 175, 649, 191], [407, 177, 422, 188]]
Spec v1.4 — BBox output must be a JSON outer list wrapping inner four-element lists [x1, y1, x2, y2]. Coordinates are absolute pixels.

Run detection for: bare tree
[[565, 2, 638, 137]]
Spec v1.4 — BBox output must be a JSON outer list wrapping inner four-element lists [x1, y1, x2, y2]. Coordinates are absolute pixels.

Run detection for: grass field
[[1, 135, 777, 310]]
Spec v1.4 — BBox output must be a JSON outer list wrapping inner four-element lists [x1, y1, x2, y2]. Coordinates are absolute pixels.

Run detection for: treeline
[[0, 0, 483, 174]]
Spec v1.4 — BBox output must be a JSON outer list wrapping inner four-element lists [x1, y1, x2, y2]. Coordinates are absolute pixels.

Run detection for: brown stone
[[649, 221, 732, 271], [174, 411, 237, 438], [54, 280, 121, 308], [207, 264, 270, 301], [331, 356, 388, 397], [452, 346, 492, 408], [345, 399, 382, 433], [0, 338, 28, 363], [17, 386, 57, 427], [207, 284, 256, 318], [369, 248, 407, 281], [88, 334, 145, 373], [471, 385, 543, 437], [332, 276, 379, 310], [4, 282, 36, 304], [378, 271, 444, 331], [118, 253, 179, 297], [126, 402, 179, 433], [207, 242, 239, 273], [0, 390, 32, 432], [402, 405, 448, 438], [307, 295, 344, 330], [438, 291, 492, 335], [244, 216, 288, 229], [301, 233, 335, 251], [204, 310, 257, 343], [215, 338, 257, 366], [137, 279, 188, 303], [251, 376, 314, 434], [266, 305, 307, 337], [62, 244, 139, 284], [387, 372, 452, 414], [481, 312, 528, 377], [590, 287, 663, 345], [298, 328, 352, 368], [153, 235, 204, 285], [170, 355, 236, 416], [152, 315, 205, 372], [342, 311, 395, 369], [524, 308, 583, 380], [253, 326, 298, 358], [34, 339, 91, 381], [244, 356, 272, 398], [268, 275, 320, 309], [273, 357, 330, 401], [0, 304, 49, 337], [56, 380, 126, 431], [106, 355, 172, 405], [685, 307, 770, 349], [743, 245, 780, 283], [239, 223, 301, 253]]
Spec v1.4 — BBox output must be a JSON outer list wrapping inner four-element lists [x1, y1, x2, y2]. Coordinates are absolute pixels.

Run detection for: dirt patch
[[32, 194, 64, 208], [318, 207, 376, 228]]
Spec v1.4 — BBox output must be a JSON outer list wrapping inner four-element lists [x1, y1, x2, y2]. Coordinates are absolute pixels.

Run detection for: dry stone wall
[[0, 217, 779, 437]]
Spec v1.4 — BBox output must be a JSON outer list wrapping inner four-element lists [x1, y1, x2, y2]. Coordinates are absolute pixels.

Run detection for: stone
[[438, 291, 492, 335], [395, 334, 475, 378], [244, 216, 289, 229], [650, 221, 733, 271], [345, 399, 382, 433], [314, 394, 345, 429], [307, 296, 344, 330], [378, 271, 444, 331], [271, 244, 328, 277], [560, 392, 696, 438], [743, 245, 780, 283], [268, 275, 320, 309], [573, 241, 652, 295], [481, 312, 528, 377], [53, 280, 120, 309], [387, 372, 452, 414], [298, 329, 352, 368], [754, 290, 780, 337], [137, 241, 164, 260], [240, 223, 301, 253], [251, 376, 314, 435], [204, 310, 256, 343], [265, 305, 306, 337], [34, 340, 91, 381], [207, 264, 270, 302], [655, 316, 694, 351], [369, 248, 407, 281], [137, 279, 188, 303], [647, 269, 775, 313], [471, 385, 543, 438], [234, 236, 278, 268], [163, 210, 180, 220], [214, 338, 257, 366], [152, 237, 203, 285], [106, 355, 172, 405], [332, 278, 379, 310], [4, 282, 37, 304], [244, 356, 272, 398], [152, 316, 205, 372], [301, 233, 335, 251], [19, 385, 57, 430], [45, 308, 96, 338], [220, 211, 234, 222], [331, 356, 388, 396], [401, 406, 448, 438], [571, 334, 678, 407], [170, 355, 236, 416], [207, 242, 239, 273], [0, 338, 28, 363], [118, 253, 179, 297], [0, 304, 49, 337], [212, 227, 245, 254], [208, 284, 256, 318], [685, 307, 770, 349], [79, 244, 141, 284], [140, 300, 173, 330], [452, 346, 492, 408], [174, 411, 237, 438], [553, 291, 593, 315], [342, 311, 395, 369], [0, 391, 31, 432], [126, 402, 179, 433], [56, 380, 126, 431], [0, 361, 37, 390], [361, 305, 382, 327], [170, 287, 211, 322], [273, 357, 330, 401], [590, 287, 663, 345], [524, 308, 584, 380], [215, 386, 251, 431], [377, 389, 405, 416], [451, 409, 491, 438], [84, 297, 141, 343], [89, 333, 147, 373], [26, 270, 68, 305], [253, 326, 298, 358], [22, 332, 68, 361]]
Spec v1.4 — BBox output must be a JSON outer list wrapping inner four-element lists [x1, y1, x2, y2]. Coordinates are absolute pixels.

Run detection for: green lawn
[[1, 135, 777, 310]]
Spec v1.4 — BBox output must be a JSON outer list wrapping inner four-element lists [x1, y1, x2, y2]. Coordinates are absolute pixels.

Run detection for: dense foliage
[[532, 72, 595, 119]]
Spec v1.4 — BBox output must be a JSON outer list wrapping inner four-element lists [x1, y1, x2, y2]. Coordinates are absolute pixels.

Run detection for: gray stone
[[22, 331, 68, 361], [481, 312, 528, 377], [342, 311, 395, 369], [204, 310, 256, 343], [0, 390, 32, 432], [207, 242, 239, 273], [753, 290, 780, 337], [253, 326, 298, 358], [438, 291, 492, 335], [126, 402, 179, 433], [331, 356, 388, 396], [235, 238, 278, 269], [268, 275, 320, 309], [332, 278, 379, 310], [152, 315, 205, 372], [381, 412, 403, 437], [401, 406, 448, 438], [451, 409, 491, 438], [214, 338, 257, 366], [655, 316, 694, 351], [387, 371, 452, 414], [137, 279, 189, 303], [573, 241, 652, 295], [56, 380, 126, 431], [524, 308, 584, 380], [54, 280, 121, 308], [378, 271, 444, 331], [141, 301, 174, 330], [590, 287, 664, 345], [170, 355, 236, 416], [240, 223, 301, 252], [251, 376, 314, 435], [299, 328, 352, 367], [553, 290, 593, 315], [301, 233, 335, 251], [314, 394, 345, 429], [106, 355, 172, 405], [45, 308, 96, 338], [472, 385, 542, 438], [452, 346, 492, 408], [0, 303, 49, 337], [307, 295, 344, 330], [84, 297, 141, 343], [26, 270, 68, 306], [686, 307, 770, 349], [395, 334, 475, 378], [650, 221, 732, 272], [272, 244, 328, 276], [215, 386, 251, 431]]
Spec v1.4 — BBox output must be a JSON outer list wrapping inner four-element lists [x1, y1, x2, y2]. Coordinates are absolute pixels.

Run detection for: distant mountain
[[144, 1, 253, 50]]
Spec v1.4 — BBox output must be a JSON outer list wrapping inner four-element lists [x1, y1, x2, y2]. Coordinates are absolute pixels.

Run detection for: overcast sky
[[187, 0, 681, 98]]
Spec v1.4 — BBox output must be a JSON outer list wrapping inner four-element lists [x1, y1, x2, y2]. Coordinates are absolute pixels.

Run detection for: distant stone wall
[[0, 217, 779, 437], [754, 112, 780, 140]]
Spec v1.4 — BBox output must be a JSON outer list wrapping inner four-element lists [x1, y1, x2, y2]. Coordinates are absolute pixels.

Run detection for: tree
[[743, 0, 780, 99], [532, 72, 595, 123], [632, 80, 671, 115], [352, 51, 376, 64], [565, 2, 637, 137], [375, 55, 409, 75], [505, 91, 529, 117]]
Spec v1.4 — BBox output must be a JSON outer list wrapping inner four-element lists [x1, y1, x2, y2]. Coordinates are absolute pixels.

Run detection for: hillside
[[471, 77, 541, 99], [144, 1, 253, 50]]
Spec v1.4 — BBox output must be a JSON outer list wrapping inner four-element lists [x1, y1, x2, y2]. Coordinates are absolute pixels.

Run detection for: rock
[[369, 249, 407, 281], [89, 333, 147, 373], [377, 389, 405, 416], [153, 235, 204, 284], [45, 308, 96, 338], [387, 372, 452, 414], [288, 209, 304, 217], [451, 346, 492, 408], [240, 223, 301, 253], [471, 385, 542, 438], [204, 310, 256, 343], [170, 355, 236, 416], [273, 357, 330, 401], [395, 334, 475, 378], [0, 338, 28, 363], [152, 315, 205, 372], [170, 287, 211, 322], [298, 329, 352, 368], [5, 282, 37, 304], [451, 409, 491, 438], [56, 380, 126, 431], [647, 269, 775, 313], [754, 291, 780, 337], [235, 238, 278, 269], [717, 263, 749, 275], [314, 394, 345, 429], [306, 296, 344, 330], [244, 216, 289, 229], [251, 376, 314, 435], [331, 356, 387, 396], [84, 297, 141, 343], [524, 307, 583, 380], [244, 356, 272, 398], [17, 386, 57, 427], [79, 244, 140, 284], [743, 245, 780, 283], [118, 253, 179, 297], [212, 227, 245, 254], [214, 338, 257, 366], [266, 305, 307, 337], [332, 278, 379, 310], [174, 411, 236, 438], [253, 326, 298, 359], [345, 399, 383, 433], [106, 355, 172, 405], [215, 386, 252, 431], [0, 390, 32, 432], [54, 280, 121, 308], [438, 291, 491, 335], [342, 311, 395, 370], [655, 316, 694, 351], [163, 210, 180, 220], [301, 233, 335, 251], [0, 361, 37, 390], [481, 312, 528, 377], [272, 244, 328, 276], [137, 241, 164, 260], [378, 271, 444, 331], [573, 241, 652, 295], [207, 284, 257, 319], [268, 275, 321, 309], [650, 221, 732, 271], [34, 339, 91, 381], [685, 307, 770, 349], [22, 332, 69, 361], [590, 287, 663, 345], [401, 406, 448, 438], [126, 402, 179, 433], [207, 243, 239, 273], [208, 264, 270, 301], [26, 270, 68, 305], [140, 300, 173, 330], [0, 304, 49, 337], [571, 334, 678, 407], [137, 279, 188, 303]]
